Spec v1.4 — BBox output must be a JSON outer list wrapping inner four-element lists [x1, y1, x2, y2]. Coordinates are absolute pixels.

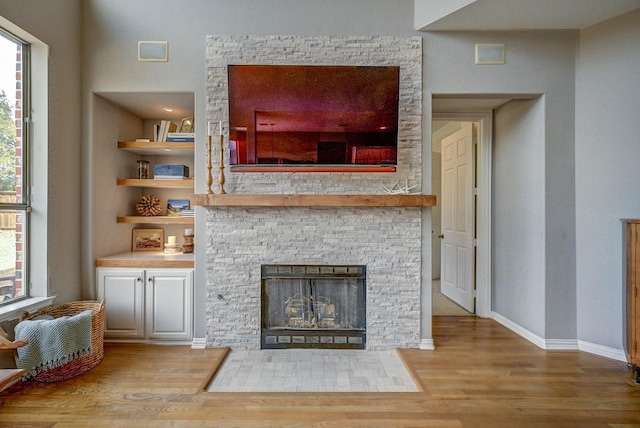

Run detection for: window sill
[[0, 296, 56, 323]]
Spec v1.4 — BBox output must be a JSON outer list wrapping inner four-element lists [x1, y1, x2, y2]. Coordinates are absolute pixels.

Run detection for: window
[[0, 28, 29, 305]]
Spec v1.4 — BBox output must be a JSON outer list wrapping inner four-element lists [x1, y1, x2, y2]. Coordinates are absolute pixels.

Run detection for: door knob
[[438, 234, 444, 239]]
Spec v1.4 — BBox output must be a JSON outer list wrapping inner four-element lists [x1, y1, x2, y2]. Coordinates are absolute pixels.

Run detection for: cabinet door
[[145, 269, 193, 340], [97, 268, 145, 339]]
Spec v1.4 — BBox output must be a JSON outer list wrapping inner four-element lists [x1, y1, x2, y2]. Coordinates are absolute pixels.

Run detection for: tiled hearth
[[203, 34, 424, 351], [207, 349, 419, 392]]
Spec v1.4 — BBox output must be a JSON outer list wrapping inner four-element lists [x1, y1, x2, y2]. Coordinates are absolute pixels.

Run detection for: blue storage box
[[153, 164, 189, 178]]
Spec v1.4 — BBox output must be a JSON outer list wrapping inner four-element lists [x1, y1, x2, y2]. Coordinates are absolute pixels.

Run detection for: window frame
[[0, 27, 31, 306]]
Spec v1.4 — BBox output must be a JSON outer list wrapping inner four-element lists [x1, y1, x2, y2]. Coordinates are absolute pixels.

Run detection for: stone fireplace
[[204, 34, 424, 351]]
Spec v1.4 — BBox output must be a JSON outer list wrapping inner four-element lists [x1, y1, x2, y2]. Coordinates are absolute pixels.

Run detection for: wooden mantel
[[191, 194, 436, 207]]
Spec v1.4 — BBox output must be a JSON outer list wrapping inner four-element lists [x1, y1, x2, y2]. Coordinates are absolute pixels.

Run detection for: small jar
[[183, 233, 194, 254], [137, 160, 150, 179]]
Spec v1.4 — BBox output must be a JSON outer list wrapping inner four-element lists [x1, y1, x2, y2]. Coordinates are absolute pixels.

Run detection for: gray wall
[[0, 0, 83, 303], [493, 98, 546, 336], [424, 30, 578, 340], [575, 9, 640, 349]]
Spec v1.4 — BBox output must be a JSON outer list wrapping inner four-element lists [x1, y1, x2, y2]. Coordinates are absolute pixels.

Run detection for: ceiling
[[415, 0, 640, 31], [96, 92, 194, 121]]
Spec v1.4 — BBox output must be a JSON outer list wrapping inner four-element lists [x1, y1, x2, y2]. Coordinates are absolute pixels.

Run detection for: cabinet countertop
[[96, 251, 194, 268]]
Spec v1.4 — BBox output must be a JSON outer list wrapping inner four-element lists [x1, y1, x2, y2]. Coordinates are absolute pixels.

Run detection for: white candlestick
[[184, 228, 193, 236], [208, 121, 211, 137], [167, 235, 176, 245], [219, 121, 223, 136]]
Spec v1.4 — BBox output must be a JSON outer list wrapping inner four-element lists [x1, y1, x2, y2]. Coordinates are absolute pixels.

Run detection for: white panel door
[[440, 123, 475, 312], [145, 269, 193, 340], [97, 268, 145, 339]]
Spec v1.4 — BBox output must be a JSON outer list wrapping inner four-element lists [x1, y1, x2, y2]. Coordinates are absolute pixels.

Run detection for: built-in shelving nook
[[92, 91, 196, 268]]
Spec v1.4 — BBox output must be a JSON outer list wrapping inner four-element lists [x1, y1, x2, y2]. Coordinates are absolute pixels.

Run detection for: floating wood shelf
[[117, 178, 194, 188], [117, 141, 194, 156], [117, 216, 195, 225], [191, 194, 436, 207]]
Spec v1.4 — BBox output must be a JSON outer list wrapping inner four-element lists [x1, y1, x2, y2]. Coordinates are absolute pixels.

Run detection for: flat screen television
[[227, 64, 400, 170]]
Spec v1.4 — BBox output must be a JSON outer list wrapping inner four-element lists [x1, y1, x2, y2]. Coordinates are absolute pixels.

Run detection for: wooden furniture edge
[[117, 216, 195, 224], [117, 178, 194, 188], [0, 369, 26, 392], [118, 141, 194, 150], [95, 259, 194, 268], [191, 194, 436, 207]]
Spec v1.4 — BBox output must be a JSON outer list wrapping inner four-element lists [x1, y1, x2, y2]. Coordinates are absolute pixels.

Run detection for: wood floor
[[1, 317, 639, 427]]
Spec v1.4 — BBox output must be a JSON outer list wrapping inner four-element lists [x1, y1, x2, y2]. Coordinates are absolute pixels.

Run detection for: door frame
[[433, 111, 492, 318]]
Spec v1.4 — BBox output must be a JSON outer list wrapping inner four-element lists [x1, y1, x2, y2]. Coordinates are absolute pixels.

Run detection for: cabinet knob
[[148, 277, 153, 283], [137, 277, 142, 282]]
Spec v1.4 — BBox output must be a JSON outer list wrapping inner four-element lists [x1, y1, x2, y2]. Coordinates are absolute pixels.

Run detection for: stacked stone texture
[[205, 35, 423, 350]]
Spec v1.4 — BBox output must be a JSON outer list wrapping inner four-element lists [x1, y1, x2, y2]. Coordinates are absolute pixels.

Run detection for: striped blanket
[[14, 309, 93, 379]]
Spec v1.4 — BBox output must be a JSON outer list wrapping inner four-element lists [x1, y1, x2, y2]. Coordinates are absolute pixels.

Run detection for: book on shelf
[[180, 209, 195, 218], [153, 175, 192, 180], [154, 120, 178, 142], [135, 138, 151, 142], [167, 132, 195, 142]]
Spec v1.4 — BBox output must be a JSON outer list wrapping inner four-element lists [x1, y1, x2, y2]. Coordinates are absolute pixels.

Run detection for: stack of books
[[180, 209, 194, 218], [167, 132, 195, 142]]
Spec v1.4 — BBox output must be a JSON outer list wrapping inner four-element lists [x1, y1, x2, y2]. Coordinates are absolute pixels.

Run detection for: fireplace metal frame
[[261, 264, 366, 350]]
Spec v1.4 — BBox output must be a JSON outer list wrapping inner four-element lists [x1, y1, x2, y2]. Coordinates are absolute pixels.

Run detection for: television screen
[[227, 65, 400, 169]]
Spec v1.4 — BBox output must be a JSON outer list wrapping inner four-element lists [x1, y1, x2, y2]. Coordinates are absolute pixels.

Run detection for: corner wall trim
[[191, 337, 206, 349], [419, 339, 435, 350]]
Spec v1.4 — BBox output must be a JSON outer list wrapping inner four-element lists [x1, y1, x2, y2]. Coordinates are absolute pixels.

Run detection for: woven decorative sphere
[[135, 194, 162, 216]]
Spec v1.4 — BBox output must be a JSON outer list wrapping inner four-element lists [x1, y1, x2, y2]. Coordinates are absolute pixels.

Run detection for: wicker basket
[[18, 300, 105, 382]]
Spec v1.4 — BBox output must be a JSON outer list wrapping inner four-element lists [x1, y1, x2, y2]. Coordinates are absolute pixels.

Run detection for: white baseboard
[[491, 312, 547, 349], [578, 340, 627, 362], [491, 312, 626, 362], [191, 337, 206, 349], [419, 338, 435, 350], [544, 338, 579, 351]]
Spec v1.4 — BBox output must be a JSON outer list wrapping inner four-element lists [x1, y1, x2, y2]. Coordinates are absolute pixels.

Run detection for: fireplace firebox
[[261, 264, 366, 349]]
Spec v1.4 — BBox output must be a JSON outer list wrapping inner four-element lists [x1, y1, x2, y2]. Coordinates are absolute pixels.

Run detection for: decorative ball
[[136, 194, 162, 216]]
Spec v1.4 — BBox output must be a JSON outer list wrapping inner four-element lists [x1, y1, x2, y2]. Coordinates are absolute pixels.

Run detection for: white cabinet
[[97, 267, 193, 341]]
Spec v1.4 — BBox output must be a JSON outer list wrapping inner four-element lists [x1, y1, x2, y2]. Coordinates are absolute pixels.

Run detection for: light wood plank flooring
[[0, 317, 638, 427]]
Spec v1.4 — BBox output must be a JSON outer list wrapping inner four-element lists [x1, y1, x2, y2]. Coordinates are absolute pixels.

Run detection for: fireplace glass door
[[261, 265, 365, 349]]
